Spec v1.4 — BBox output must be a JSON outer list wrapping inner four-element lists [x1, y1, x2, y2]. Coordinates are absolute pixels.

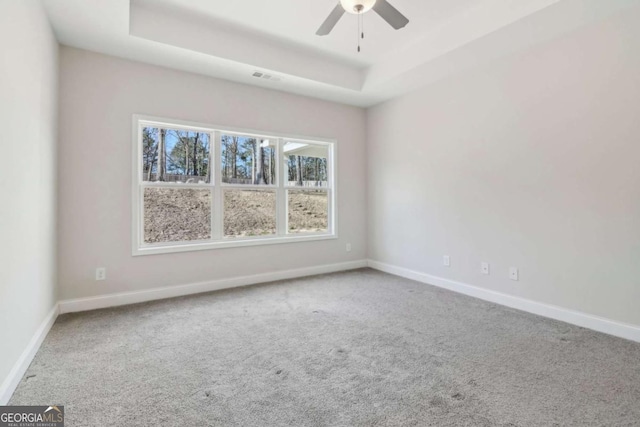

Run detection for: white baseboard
[[6, 258, 636, 406], [367, 259, 640, 343], [1, 260, 366, 404], [0, 304, 59, 405], [59, 260, 368, 314]]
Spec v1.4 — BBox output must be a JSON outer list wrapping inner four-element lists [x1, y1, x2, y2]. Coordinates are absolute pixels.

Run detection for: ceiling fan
[[316, 0, 409, 38]]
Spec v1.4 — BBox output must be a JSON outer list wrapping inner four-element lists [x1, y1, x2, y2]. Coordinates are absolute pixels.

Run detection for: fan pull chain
[[357, 11, 361, 52]]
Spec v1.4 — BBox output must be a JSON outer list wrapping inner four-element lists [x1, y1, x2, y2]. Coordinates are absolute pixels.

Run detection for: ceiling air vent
[[252, 71, 282, 83]]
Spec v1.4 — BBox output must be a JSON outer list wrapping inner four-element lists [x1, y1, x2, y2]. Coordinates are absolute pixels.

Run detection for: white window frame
[[132, 114, 337, 256]]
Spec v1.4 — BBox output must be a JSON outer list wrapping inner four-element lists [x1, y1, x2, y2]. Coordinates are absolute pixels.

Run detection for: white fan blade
[[316, 3, 345, 36], [373, 0, 409, 30]]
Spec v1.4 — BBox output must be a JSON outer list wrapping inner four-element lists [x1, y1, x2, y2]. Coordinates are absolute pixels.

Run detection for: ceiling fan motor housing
[[340, 0, 377, 14]]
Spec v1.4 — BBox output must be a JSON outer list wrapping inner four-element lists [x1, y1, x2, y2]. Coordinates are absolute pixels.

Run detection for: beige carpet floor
[[10, 269, 640, 426]]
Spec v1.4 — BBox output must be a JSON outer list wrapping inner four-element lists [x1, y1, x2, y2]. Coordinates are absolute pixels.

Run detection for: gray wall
[[57, 47, 367, 300], [0, 1, 59, 388], [367, 8, 640, 326]]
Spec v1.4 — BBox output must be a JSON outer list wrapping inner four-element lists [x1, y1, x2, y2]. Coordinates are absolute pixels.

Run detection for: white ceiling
[[42, 0, 639, 107], [136, 0, 485, 67]]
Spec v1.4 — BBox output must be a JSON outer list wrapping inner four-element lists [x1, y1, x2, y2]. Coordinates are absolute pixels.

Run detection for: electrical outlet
[[481, 262, 490, 275], [346, 243, 352, 252], [443, 255, 450, 267], [509, 267, 519, 281], [95, 267, 106, 281]]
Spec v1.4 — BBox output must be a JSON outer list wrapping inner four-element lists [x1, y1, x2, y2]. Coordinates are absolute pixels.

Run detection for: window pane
[[144, 188, 211, 243], [284, 142, 328, 187], [221, 135, 276, 185], [224, 190, 276, 238], [142, 127, 211, 183], [288, 190, 328, 234]]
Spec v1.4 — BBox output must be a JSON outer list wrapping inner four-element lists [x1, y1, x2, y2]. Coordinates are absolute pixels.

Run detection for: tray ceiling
[[43, 0, 639, 107]]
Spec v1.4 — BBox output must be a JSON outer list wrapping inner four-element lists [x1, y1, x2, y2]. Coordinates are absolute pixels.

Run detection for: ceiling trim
[[42, 0, 640, 107]]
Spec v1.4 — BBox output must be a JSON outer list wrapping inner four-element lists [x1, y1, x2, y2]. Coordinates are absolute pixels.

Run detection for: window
[[132, 116, 336, 255]]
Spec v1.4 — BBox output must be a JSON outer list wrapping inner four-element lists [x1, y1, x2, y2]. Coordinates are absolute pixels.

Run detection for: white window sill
[[132, 233, 338, 256]]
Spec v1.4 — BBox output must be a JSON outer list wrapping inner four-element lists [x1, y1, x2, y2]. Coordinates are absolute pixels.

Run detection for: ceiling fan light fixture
[[316, 0, 408, 38], [340, 0, 376, 14]]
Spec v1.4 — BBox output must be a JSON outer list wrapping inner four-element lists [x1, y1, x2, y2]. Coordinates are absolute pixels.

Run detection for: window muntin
[[134, 117, 336, 255]]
